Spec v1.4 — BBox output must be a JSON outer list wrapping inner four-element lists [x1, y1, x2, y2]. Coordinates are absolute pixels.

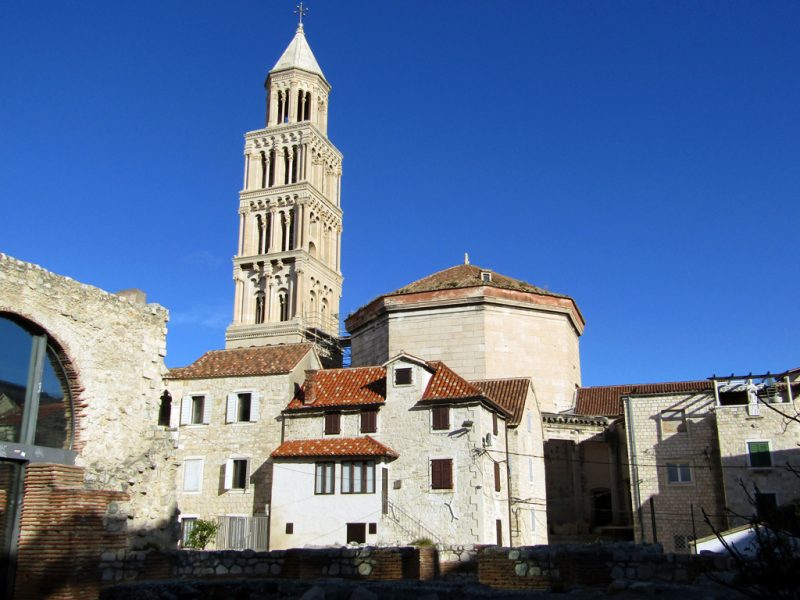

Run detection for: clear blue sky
[[2, 1, 798, 385]]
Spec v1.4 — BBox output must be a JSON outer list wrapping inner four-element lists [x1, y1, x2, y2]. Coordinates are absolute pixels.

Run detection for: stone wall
[[624, 392, 726, 552], [715, 400, 800, 522], [0, 254, 178, 552], [478, 543, 733, 592], [98, 546, 425, 584]]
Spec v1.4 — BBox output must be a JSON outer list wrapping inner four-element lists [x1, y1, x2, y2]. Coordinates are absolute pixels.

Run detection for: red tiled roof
[[471, 378, 530, 427], [286, 366, 386, 410], [271, 436, 399, 459], [166, 343, 313, 380], [421, 361, 483, 402], [575, 380, 714, 417], [389, 264, 569, 299]]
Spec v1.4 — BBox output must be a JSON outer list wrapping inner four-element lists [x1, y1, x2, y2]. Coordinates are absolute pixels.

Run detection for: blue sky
[[1, 1, 797, 385]]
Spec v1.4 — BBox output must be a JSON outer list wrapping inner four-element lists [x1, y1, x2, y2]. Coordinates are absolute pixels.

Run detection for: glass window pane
[[366, 462, 374, 493], [353, 462, 362, 493], [326, 463, 334, 494], [34, 348, 72, 449], [0, 317, 33, 443], [679, 465, 691, 482], [667, 464, 678, 482], [342, 462, 351, 493]]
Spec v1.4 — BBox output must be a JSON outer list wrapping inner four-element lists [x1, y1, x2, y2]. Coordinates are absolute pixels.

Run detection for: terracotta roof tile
[[421, 361, 483, 402], [575, 380, 714, 417], [471, 378, 530, 427], [286, 367, 386, 410], [271, 436, 399, 459], [389, 264, 569, 299], [167, 343, 313, 380]]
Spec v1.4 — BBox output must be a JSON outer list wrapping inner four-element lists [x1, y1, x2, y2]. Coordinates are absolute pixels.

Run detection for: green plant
[[186, 519, 218, 550], [410, 537, 434, 547]]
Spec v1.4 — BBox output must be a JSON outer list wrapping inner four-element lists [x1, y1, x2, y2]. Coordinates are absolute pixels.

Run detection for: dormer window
[[394, 367, 412, 386], [481, 271, 492, 283]]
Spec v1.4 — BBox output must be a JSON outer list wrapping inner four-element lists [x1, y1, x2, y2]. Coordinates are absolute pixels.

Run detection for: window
[[180, 394, 210, 425], [360, 409, 378, 434], [748, 441, 772, 468], [183, 459, 204, 493], [496, 519, 503, 545], [341, 461, 375, 494], [430, 458, 453, 490], [494, 461, 502, 492], [666, 463, 692, 483], [224, 458, 250, 491], [481, 271, 492, 283], [0, 315, 74, 449], [315, 462, 335, 494], [158, 391, 171, 427], [526, 411, 532, 433], [368, 523, 377, 535], [528, 457, 534, 483], [492, 413, 499, 436], [181, 517, 197, 546], [285, 522, 294, 534], [431, 406, 449, 431], [660, 410, 687, 435], [226, 392, 259, 423], [674, 534, 690, 551], [324, 412, 341, 435], [394, 367, 412, 386], [346, 523, 366, 544], [755, 492, 778, 518]]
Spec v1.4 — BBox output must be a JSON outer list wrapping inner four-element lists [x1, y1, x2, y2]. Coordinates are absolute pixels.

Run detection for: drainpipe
[[504, 417, 513, 546], [624, 396, 645, 542]]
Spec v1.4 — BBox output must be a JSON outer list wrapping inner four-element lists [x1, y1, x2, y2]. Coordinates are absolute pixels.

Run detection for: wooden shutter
[[431, 458, 452, 490], [226, 394, 237, 423], [442, 459, 452, 489], [325, 412, 340, 435], [202, 395, 212, 424], [223, 458, 233, 490], [180, 396, 192, 425], [432, 406, 449, 430], [250, 392, 260, 422], [361, 410, 377, 433], [494, 461, 501, 492]]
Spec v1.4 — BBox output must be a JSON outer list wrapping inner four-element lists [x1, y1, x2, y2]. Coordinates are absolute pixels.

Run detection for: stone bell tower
[[225, 19, 343, 363]]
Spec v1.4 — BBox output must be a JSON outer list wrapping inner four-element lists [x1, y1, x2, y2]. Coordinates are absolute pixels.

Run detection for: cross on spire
[[295, 2, 308, 27]]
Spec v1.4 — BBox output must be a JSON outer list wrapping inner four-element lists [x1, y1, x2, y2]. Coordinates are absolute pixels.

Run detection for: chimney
[[303, 370, 318, 405]]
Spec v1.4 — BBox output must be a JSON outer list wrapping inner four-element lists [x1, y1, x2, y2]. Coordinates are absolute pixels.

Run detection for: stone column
[[238, 213, 245, 255], [232, 274, 242, 323], [301, 204, 309, 251], [269, 207, 279, 252], [295, 267, 305, 323], [336, 226, 342, 272], [267, 89, 277, 126], [293, 204, 301, 250], [288, 84, 297, 122], [287, 151, 295, 185]]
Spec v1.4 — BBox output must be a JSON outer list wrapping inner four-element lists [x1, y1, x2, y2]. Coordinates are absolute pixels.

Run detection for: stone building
[[345, 262, 585, 414], [0, 253, 178, 599], [569, 371, 800, 553], [165, 343, 321, 550], [269, 353, 548, 549], [225, 22, 344, 366]]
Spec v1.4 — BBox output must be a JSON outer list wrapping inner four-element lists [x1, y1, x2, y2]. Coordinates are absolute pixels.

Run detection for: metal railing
[[216, 516, 269, 551], [386, 500, 444, 546]]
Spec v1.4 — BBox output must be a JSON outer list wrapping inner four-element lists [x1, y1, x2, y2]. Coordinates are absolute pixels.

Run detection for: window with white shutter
[[180, 396, 193, 425], [183, 459, 203, 492], [249, 392, 260, 422], [201, 395, 212, 424], [226, 393, 237, 423], [224, 458, 250, 491]]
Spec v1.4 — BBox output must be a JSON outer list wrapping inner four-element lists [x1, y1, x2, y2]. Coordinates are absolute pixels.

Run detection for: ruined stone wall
[[624, 392, 726, 552], [0, 254, 178, 551]]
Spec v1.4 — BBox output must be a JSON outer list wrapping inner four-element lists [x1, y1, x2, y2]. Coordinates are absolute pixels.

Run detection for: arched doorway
[[0, 313, 76, 597]]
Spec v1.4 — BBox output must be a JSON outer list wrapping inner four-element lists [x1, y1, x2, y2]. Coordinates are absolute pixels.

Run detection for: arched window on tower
[[297, 90, 304, 123], [278, 290, 289, 322], [283, 148, 290, 185], [320, 298, 329, 331], [260, 152, 267, 189], [256, 214, 264, 254], [309, 241, 317, 258], [268, 150, 276, 187], [303, 91, 312, 121], [265, 212, 272, 253], [288, 210, 295, 250], [281, 213, 288, 252], [291, 146, 299, 183], [255, 292, 266, 324], [158, 391, 172, 427]]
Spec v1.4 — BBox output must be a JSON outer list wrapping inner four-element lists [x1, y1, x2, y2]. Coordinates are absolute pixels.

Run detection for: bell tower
[[226, 18, 343, 363]]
